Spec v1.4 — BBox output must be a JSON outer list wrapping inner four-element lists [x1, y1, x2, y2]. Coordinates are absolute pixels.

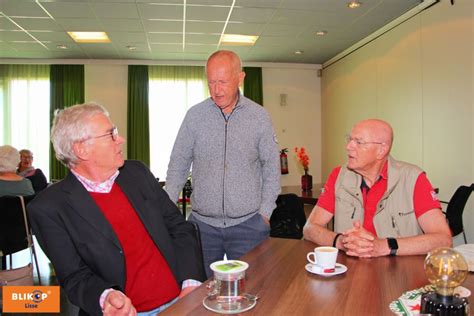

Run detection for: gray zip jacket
[[165, 95, 281, 228]]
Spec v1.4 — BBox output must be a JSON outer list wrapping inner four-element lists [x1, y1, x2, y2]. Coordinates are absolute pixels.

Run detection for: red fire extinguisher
[[280, 148, 289, 174]]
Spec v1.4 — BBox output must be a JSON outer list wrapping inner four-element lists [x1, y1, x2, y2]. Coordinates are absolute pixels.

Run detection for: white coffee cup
[[307, 246, 338, 269]]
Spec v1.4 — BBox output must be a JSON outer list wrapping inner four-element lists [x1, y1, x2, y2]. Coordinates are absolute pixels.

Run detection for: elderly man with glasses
[[303, 119, 451, 257], [28, 103, 205, 316]]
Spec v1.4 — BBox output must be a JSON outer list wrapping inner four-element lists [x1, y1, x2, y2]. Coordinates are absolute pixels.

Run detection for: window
[[148, 66, 209, 180], [0, 65, 50, 179]]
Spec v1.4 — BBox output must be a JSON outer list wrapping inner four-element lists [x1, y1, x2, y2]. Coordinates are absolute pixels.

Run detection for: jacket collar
[[61, 171, 122, 249]]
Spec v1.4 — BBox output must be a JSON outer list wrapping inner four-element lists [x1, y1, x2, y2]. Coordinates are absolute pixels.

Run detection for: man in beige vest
[[303, 119, 451, 257]]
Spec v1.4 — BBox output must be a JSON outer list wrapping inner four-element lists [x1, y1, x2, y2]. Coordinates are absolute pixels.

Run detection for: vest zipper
[[391, 216, 401, 235], [351, 206, 356, 219]]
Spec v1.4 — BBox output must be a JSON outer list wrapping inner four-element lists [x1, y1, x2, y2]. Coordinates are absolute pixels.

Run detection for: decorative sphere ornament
[[421, 247, 469, 315]]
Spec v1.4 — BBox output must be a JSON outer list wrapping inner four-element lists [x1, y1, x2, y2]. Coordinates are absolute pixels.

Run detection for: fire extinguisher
[[280, 148, 289, 174]]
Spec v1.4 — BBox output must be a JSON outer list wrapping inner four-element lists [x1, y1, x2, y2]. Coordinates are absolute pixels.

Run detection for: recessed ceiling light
[[221, 34, 258, 46], [126, 45, 137, 51], [347, 1, 361, 9], [294, 50, 304, 55], [67, 31, 110, 43], [56, 44, 68, 49], [316, 30, 327, 36]]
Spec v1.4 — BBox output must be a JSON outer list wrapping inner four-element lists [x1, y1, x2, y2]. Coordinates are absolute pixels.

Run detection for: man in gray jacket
[[166, 50, 280, 277]]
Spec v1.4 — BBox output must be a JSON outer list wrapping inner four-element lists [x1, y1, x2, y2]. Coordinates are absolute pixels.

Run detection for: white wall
[[263, 66, 322, 186], [321, 0, 474, 243], [82, 63, 322, 186], [85, 64, 128, 158]]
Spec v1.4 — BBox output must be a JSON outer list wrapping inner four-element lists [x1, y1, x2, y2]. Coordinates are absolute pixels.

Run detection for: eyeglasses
[[345, 135, 384, 146], [86, 126, 119, 142]]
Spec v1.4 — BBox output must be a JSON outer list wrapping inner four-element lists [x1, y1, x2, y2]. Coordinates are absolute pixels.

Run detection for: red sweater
[[90, 184, 180, 311]]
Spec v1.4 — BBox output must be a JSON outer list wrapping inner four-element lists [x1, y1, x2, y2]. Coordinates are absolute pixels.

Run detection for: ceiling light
[[56, 44, 68, 49], [67, 31, 110, 43], [347, 1, 361, 9], [126, 45, 137, 51], [221, 34, 258, 46], [294, 50, 304, 55], [316, 30, 327, 36]]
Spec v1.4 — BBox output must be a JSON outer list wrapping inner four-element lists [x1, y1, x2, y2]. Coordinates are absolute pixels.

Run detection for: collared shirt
[[71, 169, 119, 193]]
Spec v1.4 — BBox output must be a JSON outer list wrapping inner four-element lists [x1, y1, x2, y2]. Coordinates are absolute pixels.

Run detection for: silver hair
[[51, 102, 109, 168], [0, 145, 20, 172]]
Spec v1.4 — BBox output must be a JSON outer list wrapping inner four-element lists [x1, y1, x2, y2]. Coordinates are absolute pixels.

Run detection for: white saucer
[[305, 263, 347, 277]]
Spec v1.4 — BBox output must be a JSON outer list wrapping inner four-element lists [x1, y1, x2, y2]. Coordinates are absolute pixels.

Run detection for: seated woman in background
[[17, 149, 48, 192], [0, 145, 34, 197]]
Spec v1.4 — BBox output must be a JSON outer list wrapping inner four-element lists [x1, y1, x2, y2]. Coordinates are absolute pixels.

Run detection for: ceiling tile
[[0, 30, 36, 41], [41, 2, 95, 18], [235, 0, 282, 9], [260, 24, 306, 37], [1, 1, 49, 17], [137, 0, 183, 4], [107, 31, 148, 44], [0, 42, 16, 53], [54, 18, 103, 31], [91, 3, 139, 19], [86, 0, 137, 2], [29, 31, 72, 42], [270, 9, 321, 26], [186, 33, 219, 44], [5, 42, 49, 52], [230, 7, 276, 23], [186, 21, 224, 34], [137, 4, 183, 20], [186, 6, 230, 21], [0, 17, 21, 31], [148, 33, 181, 43], [188, 0, 234, 5], [224, 22, 265, 35], [145, 20, 182, 33], [184, 43, 215, 53], [150, 43, 182, 52], [101, 19, 144, 32], [7, 17, 62, 31]]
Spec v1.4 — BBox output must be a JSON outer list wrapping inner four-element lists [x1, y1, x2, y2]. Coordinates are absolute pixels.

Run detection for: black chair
[[189, 221, 206, 280], [441, 184, 473, 244], [270, 194, 306, 239], [0, 195, 41, 284]]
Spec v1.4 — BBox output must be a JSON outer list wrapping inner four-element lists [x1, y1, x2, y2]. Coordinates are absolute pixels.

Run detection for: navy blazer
[[29, 160, 205, 315]]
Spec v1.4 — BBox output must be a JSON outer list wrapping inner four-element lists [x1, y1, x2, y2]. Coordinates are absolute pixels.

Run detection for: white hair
[[51, 102, 109, 168], [0, 145, 20, 172]]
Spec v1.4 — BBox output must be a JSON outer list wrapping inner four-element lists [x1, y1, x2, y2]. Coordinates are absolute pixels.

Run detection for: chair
[[270, 194, 306, 239], [189, 221, 206, 280], [441, 184, 473, 244], [0, 195, 41, 284]]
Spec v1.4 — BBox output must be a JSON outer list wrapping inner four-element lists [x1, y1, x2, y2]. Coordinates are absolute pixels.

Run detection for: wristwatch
[[387, 238, 398, 256]]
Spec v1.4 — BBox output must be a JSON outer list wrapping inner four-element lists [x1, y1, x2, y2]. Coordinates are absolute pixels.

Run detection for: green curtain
[[49, 65, 85, 180], [243, 67, 263, 106], [127, 65, 150, 166]]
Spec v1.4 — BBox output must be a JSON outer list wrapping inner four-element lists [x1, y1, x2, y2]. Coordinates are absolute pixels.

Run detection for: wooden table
[[281, 183, 323, 205], [162, 238, 474, 316]]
